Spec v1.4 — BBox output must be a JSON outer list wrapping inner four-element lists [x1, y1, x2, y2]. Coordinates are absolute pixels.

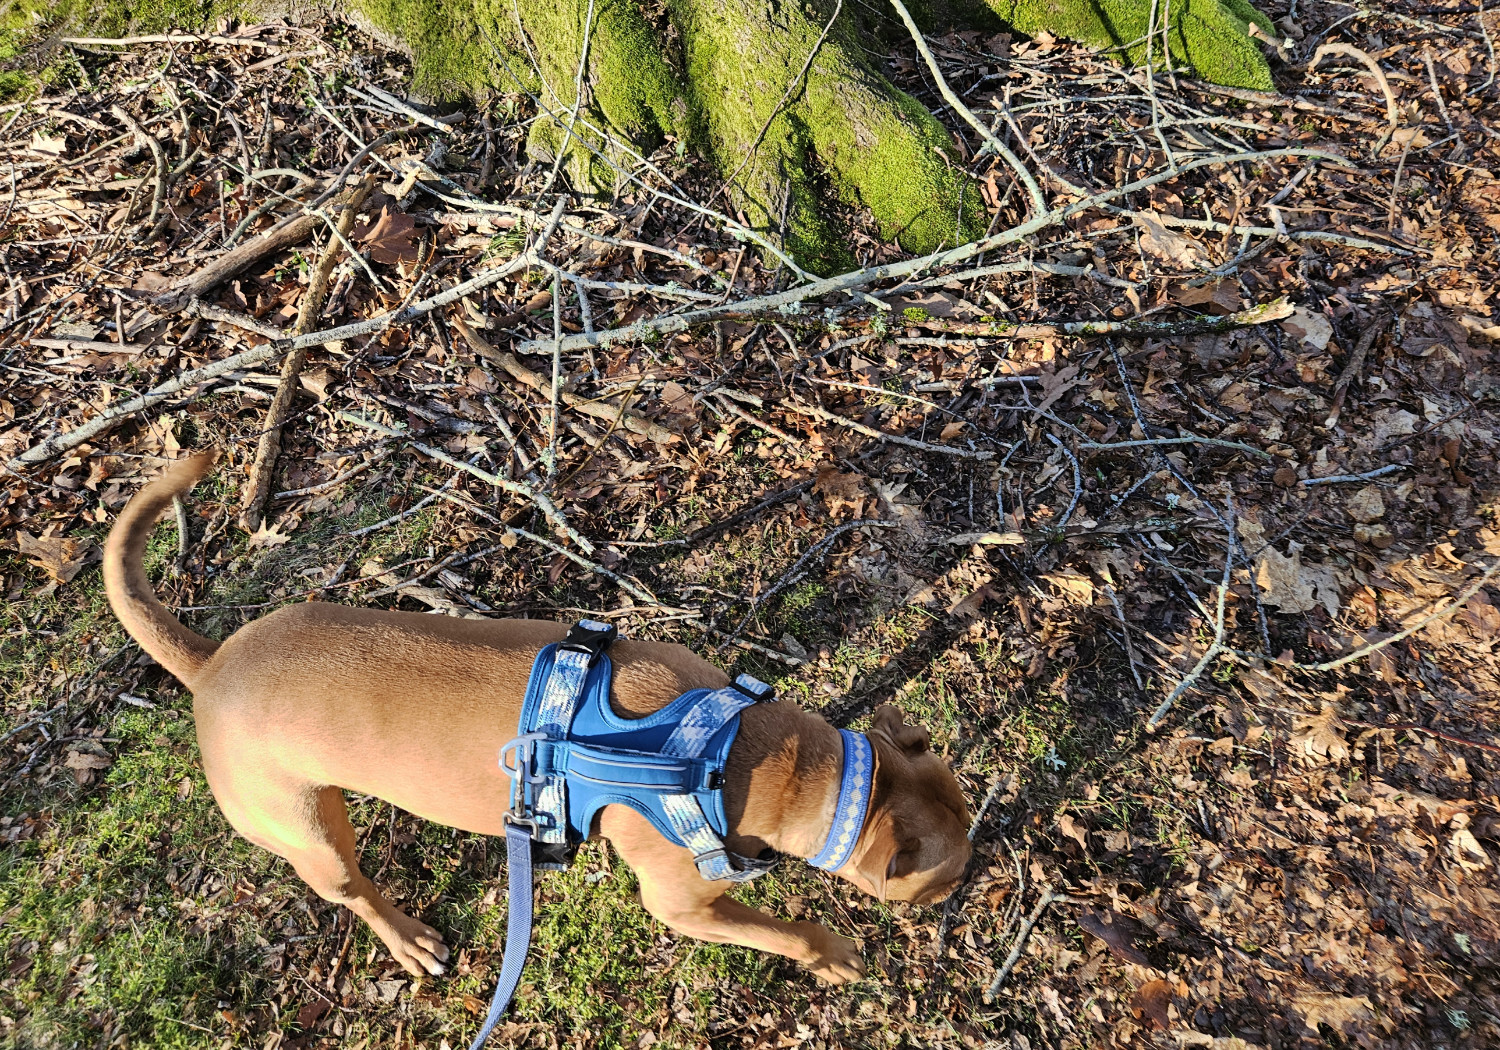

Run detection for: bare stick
[[1326, 310, 1392, 427], [109, 105, 167, 232], [336, 411, 593, 554], [1310, 44, 1400, 151], [450, 313, 673, 442], [520, 155, 1326, 352], [349, 474, 460, 538], [548, 274, 563, 481], [1104, 583, 1146, 689], [886, 0, 1045, 215], [7, 340, 288, 472], [240, 175, 375, 532], [1300, 464, 1403, 487], [509, 525, 657, 605], [274, 448, 391, 499], [1146, 529, 1234, 730], [773, 396, 995, 460], [1046, 434, 1082, 529], [984, 886, 1061, 1000], [717, 520, 897, 651], [62, 33, 280, 48], [155, 211, 323, 312], [182, 300, 290, 338], [277, 200, 567, 352], [1079, 435, 1271, 459], [1308, 560, 1500, 672], [910, 297, 1294, 340]]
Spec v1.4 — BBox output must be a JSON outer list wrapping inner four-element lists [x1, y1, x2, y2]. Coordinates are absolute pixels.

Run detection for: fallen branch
[[62, 33, 280, 48], [336, 411, 594, 554], [1079, 434, 1272, 459], [771, 396, 996, 460], [155, 209, 324, 312], [450, 313, 673, 444], [275, 200, 567, 352], [240, 174, 375, 532], [716, 519, 897, 651], [1310, 44, 1402, 152], [108, 105, 167, 233], [886, 0, 1045, 215], [984, 885, 1062, 1001], [518, 150, 1336, 357], [1300, 463, 1404, 486], [1146, 524, 1234, 730], [6, 339, 287, 472], [910, 297, 1294, 340]]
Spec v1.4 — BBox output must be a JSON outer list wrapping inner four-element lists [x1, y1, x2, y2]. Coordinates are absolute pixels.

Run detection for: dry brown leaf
[[1131, 978, 1173, 1029], [1291, 704, 1350, 764], [15, 527, 98, 584], [1057, 812, 1088, 850], [946, 584, 994, 620], [1291, 992, 1375, 1037], [1254, 544, 1342, 617], [1134, 212, 1206, 268], [1076, 908, 1151, 966], [248, 520, 295, 548], [355, 206, 422, 265], [1280, 307, 1333, 350], [29, 131, 67, 156]]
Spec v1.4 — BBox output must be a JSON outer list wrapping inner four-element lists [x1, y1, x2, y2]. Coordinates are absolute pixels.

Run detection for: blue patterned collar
[[807, 729, 874, 871]]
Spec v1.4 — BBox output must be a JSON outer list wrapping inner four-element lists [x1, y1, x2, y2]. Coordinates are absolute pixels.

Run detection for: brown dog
[[104, 453, 971, 984]]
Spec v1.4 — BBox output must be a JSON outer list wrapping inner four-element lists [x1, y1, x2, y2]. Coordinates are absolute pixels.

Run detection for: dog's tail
[[104, 451, 221, 687]]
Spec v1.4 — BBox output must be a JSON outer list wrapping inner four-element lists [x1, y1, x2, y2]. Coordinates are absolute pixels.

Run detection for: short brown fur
[[104, 454, 971, 983]]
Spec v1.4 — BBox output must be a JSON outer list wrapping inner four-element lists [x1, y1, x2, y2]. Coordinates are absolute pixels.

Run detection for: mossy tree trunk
[[353, 0, 1276, 273]]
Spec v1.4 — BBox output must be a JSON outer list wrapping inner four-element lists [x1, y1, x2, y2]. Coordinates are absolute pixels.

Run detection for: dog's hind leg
[[213, 776, 451, 977], [600, 805, 865, 984]]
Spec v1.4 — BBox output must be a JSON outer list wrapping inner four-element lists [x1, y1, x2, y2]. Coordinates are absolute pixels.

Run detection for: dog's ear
[[848, 809, 918, 901], [869, 704, 931, 756]]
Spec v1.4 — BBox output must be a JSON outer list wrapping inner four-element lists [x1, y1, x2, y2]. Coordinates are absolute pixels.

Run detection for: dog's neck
[[725, 703, 846, 860]]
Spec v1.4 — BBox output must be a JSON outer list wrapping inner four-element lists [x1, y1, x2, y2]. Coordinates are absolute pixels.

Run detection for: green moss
[[0, 0, 237, 99], [986, 0, 1275, 90]]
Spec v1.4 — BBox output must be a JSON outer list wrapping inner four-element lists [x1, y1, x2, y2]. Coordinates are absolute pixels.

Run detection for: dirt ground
[[2, 4, 1499, 1049]]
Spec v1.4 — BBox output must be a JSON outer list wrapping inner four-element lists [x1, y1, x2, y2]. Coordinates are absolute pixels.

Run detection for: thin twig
[[1079, 435, 1272, 459], [1146, 513, 1235, 730], [240, 174, 375, 532], [517, 150, 1340, 357], [277, 200, 567, 352], [984, 885, 1061, 1000], [336, 411, 593, 554], [716, 520, 897, 651], [886, 0, 1045, 215], [348, 474, 460, 539], [1300, 464, 1404, 487], [1104, 583, 1145, 690]]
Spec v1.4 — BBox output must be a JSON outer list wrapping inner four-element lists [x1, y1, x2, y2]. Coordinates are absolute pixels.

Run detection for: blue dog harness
[[469, 620, 875, 1048]]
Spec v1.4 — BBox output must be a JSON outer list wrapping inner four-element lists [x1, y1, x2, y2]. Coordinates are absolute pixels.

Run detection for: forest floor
[[2, 4, 1499, 1050]]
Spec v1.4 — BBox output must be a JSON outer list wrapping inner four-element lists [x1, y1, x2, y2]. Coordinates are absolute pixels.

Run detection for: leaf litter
[[0, 6, 1496, 1050]]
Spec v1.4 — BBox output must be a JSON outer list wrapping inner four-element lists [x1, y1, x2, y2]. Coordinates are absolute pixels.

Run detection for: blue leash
[[468, 822, 534, 1050]]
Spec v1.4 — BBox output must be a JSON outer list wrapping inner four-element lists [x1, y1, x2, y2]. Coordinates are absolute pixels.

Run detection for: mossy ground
[[0, 0, 242, 100]]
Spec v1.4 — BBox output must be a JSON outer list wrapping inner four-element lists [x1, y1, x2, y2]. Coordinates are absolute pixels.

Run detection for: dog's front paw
[[802, 926, 866, 985], [374, 906, 452, 977]]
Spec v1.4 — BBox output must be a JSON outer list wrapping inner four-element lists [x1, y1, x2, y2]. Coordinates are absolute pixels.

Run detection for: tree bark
[[349, 0, 1277, 271]]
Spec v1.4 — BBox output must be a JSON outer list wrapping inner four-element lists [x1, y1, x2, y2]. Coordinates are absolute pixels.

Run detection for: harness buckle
[[693, 847, 730, 870], [560, 620, 618, 665]]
